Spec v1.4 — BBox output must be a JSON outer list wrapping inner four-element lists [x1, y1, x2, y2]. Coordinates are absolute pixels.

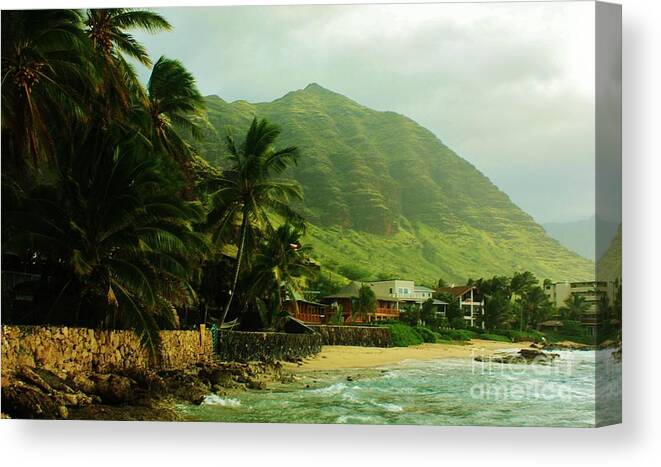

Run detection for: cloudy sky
[[134, 2, 596, 224]]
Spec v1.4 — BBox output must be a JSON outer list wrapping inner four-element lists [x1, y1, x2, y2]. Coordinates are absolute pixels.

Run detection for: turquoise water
[[180, 349, 621, 427]]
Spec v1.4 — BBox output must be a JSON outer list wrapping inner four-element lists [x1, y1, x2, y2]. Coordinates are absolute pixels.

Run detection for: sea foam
[[201, 394, 241, 407]]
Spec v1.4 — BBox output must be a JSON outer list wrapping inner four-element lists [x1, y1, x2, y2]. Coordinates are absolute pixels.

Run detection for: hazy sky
[[134, 2, 596, 223]]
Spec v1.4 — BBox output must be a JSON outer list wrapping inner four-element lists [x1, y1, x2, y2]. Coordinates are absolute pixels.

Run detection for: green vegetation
[[478, 333, 511, 343], [0, 10, 605, 356], [559, 295, 589, 321], [250, 224, 313, 331], [597, 224, 622, 282], [412, 325, 437, 343], [435, 329, 477, 342], [2, 9, 205, 354], [543, 321, 594, 345], [199, 86, 594, 284], [387, 323, 424, 347], [1, 9, 315, 349], [384, 322, 518, 347], [204, 117, 303, 325]]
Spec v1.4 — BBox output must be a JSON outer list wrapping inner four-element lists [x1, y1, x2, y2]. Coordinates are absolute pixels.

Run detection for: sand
[[285, 339, 533, 372]]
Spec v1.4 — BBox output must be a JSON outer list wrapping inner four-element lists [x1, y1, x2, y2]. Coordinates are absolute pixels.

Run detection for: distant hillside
[[198, 83, 593, 283], [597, 224, 622, 282], [543, 217, 596, 260], [542, 216, 619, 261]]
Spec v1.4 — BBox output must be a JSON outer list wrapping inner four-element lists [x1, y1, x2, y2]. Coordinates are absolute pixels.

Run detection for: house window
[[389, 288, 393, 294]]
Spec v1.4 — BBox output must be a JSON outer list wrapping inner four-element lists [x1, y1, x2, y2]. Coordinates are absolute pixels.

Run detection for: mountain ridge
[[198, 83, 594, 283]]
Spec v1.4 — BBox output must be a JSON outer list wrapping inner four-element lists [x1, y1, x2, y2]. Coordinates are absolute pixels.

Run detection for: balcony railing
[[375, 307, 400, 316]]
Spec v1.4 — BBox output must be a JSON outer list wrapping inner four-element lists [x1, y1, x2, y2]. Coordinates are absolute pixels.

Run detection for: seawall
[[215, 330, 322, 363], [1, 325, 213, 375], [309, 325, 392, 347]]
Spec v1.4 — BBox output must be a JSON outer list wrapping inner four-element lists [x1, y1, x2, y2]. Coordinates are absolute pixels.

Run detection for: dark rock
[[90, 374, 135, 404], [1, 379, 62, 419], [475, 348, 560, 365]]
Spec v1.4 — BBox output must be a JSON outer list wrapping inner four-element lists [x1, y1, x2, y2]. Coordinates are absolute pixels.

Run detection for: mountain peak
[[201, 85, 593, 282], [303, 82, 329, 93]]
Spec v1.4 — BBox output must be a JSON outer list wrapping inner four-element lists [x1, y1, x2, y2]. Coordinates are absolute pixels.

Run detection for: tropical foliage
[[249, 223, 314, 330], [204, 117, 303, 325], [1, 9, 312, 352], [560, 295, 589, 321]]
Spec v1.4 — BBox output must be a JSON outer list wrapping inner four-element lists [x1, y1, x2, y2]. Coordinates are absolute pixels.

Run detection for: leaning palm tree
[[84, 8, 171, 124], [4, 125, 208, 355], [206, 118, 303, 325], [1, 9, 92, 176]]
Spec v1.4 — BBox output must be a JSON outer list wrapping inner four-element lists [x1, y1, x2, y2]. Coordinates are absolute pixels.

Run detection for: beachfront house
[[543, 280, 616, 336], [321, 279, 443, 324], [284, 291, 331, 324], [436, 285, 485, 328], [322, 282, 398, 323]]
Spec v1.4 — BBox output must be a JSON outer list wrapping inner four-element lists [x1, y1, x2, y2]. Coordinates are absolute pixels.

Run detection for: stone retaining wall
[[1, 325, 213, 375], [216, 331, 321, 363], [309, 325, 392, 347]]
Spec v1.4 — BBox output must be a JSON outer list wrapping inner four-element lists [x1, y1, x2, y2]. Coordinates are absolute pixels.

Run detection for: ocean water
[[179, 349, 621, 427]]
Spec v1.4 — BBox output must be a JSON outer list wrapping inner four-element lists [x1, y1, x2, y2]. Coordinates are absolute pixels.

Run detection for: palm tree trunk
[[220, 212, 249, 326]]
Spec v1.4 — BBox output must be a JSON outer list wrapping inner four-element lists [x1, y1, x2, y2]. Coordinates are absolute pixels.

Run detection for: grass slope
[[198, 83, 593, 283]]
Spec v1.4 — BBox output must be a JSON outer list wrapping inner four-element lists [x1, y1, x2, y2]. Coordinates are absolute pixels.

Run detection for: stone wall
[[309, 325, 392, 347], [1, 325, 213, 376], [216, 331, 322, 363]]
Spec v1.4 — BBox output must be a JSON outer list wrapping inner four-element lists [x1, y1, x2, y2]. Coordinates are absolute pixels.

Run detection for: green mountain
[[597, 224, 622, 282], [198, 83, 593, 284]]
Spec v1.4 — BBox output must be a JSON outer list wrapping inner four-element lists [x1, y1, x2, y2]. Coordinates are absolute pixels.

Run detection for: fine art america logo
[[469, 349, 575, 402]]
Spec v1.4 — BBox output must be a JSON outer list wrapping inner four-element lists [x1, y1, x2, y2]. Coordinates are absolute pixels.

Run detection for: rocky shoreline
[[1, 361, 293, 421]]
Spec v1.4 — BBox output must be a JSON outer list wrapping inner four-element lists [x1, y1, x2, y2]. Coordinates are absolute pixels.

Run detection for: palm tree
[[510, 271, 537, 299], [145, 56, 208, 195], [560, 294, 589, 321], [85, 8, 170, 66], [519, 286, 552, 330], [84, 8, 171, 123], [250, 223, 314, 329], [483, 291, 513, 330], [1, 9, 92, 175], [207, 118, 302, 325], [4, 125, 208, 355]]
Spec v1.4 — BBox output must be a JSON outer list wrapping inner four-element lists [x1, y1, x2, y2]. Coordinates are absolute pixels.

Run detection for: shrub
[[387, 323, 424, 347], [450, 317, 466, 329], [489, 329, 544, 343], [413, 326, 438, 343], [543, 320, 594, 345], [435, 328, 475, 341], [338, 264, 371, 281], [509, 330, 544, 343], [479, 333, 511, 343]]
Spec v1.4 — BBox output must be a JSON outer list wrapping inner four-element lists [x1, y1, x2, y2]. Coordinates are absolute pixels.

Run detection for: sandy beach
[[285, 339, 533, 372]]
